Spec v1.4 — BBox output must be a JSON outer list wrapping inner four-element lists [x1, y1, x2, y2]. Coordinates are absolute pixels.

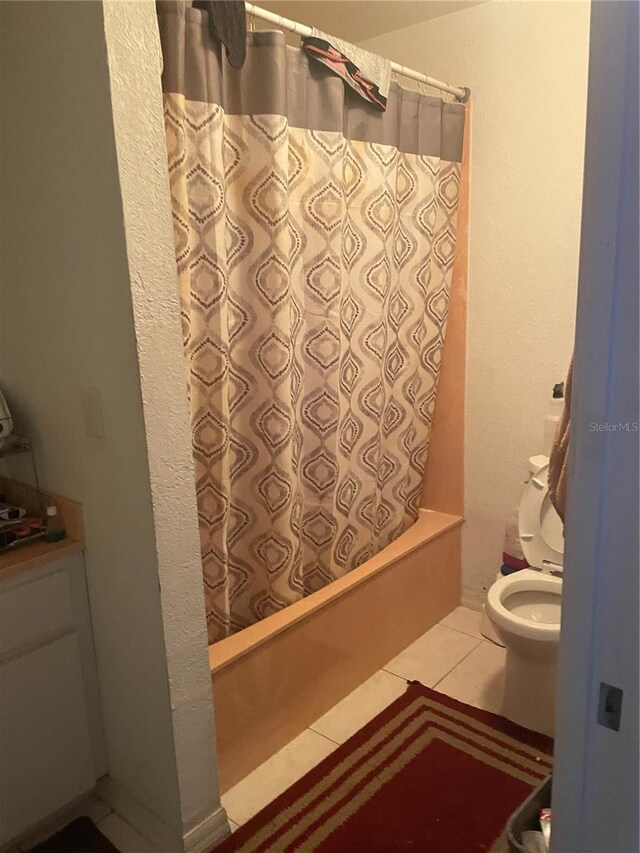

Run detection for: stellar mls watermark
[[589, 421, 639, 432]]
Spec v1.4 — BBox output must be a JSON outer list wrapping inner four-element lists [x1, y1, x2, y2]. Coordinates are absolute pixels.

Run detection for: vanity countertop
[[0, 478, 84, 581], [0, 537, 84, 581]]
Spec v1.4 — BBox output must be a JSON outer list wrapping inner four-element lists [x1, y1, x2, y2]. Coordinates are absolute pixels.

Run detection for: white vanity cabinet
[[0, 552, 105, 844]]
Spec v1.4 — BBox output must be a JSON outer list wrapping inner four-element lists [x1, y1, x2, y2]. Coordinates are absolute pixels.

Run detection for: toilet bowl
[[486, 455, 563, 736]]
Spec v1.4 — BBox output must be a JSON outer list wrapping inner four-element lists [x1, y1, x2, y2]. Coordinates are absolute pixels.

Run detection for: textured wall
[[0, 1, 219, 847], [102, 0, 222, 840], [361, 0, 590, 604]]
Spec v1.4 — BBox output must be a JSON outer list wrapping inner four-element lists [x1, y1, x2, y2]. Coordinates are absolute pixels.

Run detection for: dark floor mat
[[28, 817, 119, 853]]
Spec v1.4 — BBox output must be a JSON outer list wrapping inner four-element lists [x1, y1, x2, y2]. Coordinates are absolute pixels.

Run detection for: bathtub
[[210, 508, 462, 792]]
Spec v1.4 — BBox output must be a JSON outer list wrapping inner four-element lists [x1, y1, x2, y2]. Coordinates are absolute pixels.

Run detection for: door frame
[[551, 2, 639, 850]]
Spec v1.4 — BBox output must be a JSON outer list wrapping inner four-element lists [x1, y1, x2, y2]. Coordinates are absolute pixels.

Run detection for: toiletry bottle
[[44, 505, 66, 543], [542, 382, 564, 456]]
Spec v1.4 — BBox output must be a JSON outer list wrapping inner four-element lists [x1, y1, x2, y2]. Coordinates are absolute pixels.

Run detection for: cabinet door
[[0, 569, 74, 657], [0, 633, 95, 843]]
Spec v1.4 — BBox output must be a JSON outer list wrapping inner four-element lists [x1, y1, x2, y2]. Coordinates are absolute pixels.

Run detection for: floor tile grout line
[[307, 725, 342, 746], [437, 618, 486, 641], [431, 638, 484, 689], [381, 665, 424, 682], [223, 732, 338, 831], [382, 632, 483, 685], [222, 729, 341, 827], [379, 665, 414, 682], [375, 620, 486, 678], [16, 799, 115, 853], [439, 625, 485, 640], [224, 727, 340, 798]]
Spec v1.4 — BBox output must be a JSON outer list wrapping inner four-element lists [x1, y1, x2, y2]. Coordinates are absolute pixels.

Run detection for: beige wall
[[0, 1, 220, 847], [361, 0, 590, 604], [259, 1, 485, 41]]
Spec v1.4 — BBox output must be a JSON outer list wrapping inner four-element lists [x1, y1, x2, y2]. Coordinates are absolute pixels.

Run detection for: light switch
[[81, 387, 105, 439]]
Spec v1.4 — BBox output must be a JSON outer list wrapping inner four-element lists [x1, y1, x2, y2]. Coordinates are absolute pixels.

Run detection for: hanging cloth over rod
[[301, 29, 391, 111], [193, 0, 247, 68], [244, 1, 471, 102]]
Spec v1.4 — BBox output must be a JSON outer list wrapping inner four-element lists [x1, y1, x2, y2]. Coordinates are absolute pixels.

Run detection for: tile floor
[[222, 606, 506, 832], [15, 796, 156, 853], [94, 814, 157, 853], [13, 791, 187, 853], [16, 607, 504, 852]]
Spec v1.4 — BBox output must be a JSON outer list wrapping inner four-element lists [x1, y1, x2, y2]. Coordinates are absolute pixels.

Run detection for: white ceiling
[[257, 1, 485, 43]]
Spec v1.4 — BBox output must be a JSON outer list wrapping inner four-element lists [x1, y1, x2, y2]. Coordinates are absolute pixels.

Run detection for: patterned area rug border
[[217, 682, 553, 853]]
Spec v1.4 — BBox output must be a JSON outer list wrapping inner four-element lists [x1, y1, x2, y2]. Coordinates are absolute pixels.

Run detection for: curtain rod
[[245, 2, 471, 103]]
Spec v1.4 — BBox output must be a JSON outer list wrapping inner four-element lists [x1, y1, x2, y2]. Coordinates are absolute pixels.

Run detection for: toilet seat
[[519, 457, 564, 572], [486, 569, 561, 642]]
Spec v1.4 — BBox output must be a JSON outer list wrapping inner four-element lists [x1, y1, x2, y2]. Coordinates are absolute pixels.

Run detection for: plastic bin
[[506, 775, 552, 853]]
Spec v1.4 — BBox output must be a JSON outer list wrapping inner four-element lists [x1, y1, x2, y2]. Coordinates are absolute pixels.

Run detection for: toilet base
[[481, 605, 504, 646], [502, 647, 558, 737]]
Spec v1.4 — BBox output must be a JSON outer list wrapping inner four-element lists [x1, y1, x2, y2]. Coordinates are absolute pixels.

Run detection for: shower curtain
[[157, 2, 466, 644]]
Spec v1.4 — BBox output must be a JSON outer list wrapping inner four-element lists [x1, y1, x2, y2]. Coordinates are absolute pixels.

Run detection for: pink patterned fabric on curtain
[[158, 3, 466, 643]]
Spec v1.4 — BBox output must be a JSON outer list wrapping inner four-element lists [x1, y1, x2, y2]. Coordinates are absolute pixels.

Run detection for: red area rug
[[216, 682, 553, 853]]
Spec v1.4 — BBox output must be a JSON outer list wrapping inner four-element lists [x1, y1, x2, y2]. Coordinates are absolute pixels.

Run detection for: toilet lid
[[518, 461, 564, 570]]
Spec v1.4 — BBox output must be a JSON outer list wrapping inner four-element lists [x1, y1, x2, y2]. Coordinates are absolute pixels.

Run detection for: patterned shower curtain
[[158, 3, 466, 644]]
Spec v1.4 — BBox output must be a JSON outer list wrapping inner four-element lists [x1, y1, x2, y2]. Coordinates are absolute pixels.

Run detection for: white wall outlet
[[81, 387, 105, 439]]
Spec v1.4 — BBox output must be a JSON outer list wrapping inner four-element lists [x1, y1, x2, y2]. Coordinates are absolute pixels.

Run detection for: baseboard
[[96, 776, 230, 853], [460, 587, 486, 611], [96, 776, 181, 852], [0, 788, 98, 853], [183, 807, 230, 853]]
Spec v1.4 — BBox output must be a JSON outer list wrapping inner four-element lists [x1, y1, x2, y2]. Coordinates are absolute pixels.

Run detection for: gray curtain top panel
[[157, 2, 466, 162]]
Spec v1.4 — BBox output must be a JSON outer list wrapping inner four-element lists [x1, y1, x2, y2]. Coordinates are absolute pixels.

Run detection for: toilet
[[486, 455, 563, 736]]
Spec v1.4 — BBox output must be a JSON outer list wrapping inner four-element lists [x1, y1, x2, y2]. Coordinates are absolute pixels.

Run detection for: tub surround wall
[[360, 2, 590, 606], [421, 106, 470, 518]]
